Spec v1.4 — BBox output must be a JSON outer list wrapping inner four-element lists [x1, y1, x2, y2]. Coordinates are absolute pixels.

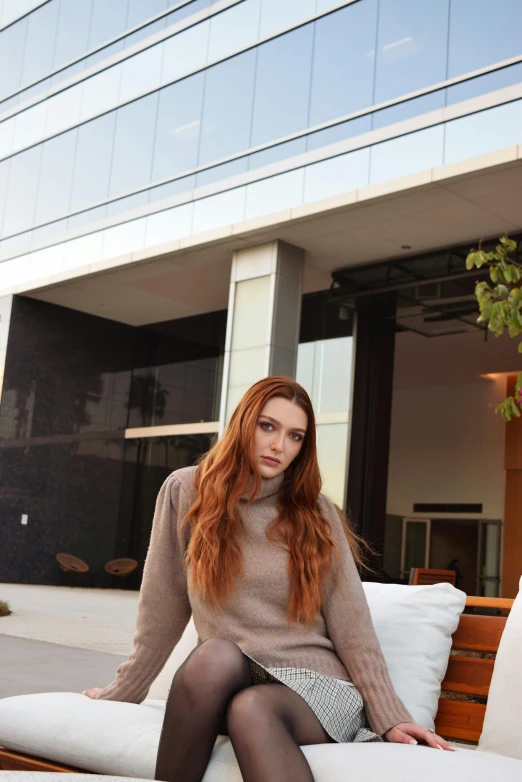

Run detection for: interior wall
[[387, 330, 511, 522], [430, 520, 478, 595]]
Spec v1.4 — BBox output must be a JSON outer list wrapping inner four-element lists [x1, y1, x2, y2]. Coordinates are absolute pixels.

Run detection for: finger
[[431, 733, 455, 752], [394, 729, 419, 745], [411, 727, 453, 752], [82, 688, 101, 698]]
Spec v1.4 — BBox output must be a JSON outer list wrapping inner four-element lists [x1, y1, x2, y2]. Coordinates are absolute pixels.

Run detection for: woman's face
[[253, 396, 308, 478]]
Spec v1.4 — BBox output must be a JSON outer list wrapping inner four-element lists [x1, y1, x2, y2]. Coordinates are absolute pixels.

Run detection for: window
[[3, 146, 42, 236], [374, 0, 450, 103], [53, 0, 92, 73], [151, 73, 205, 182], [309, 1, 378, 126], [448, 0, 522, 78], [35, 130, 78, 225], [199, 51, 257, 165], [251, 23, 314, 146], [72, 113, 117, 212], [109, 93, 159, 198]]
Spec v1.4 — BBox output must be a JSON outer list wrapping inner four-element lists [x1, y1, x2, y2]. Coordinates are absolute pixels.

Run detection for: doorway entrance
[[394, 516, 501, 595]]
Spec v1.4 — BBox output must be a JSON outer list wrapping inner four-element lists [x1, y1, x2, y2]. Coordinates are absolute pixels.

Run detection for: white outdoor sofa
[[0, 581, 521, 781]]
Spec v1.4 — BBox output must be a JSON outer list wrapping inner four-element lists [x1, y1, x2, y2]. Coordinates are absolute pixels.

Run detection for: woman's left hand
[[385, 722, 454, 751]]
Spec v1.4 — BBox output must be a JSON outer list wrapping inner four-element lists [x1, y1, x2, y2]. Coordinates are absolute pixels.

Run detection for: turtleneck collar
[[241, 472, 284, 501]]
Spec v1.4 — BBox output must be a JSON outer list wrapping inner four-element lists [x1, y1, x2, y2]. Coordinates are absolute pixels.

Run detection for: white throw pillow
[[362, 582, 466, 730], [479, 576, 522, 759]]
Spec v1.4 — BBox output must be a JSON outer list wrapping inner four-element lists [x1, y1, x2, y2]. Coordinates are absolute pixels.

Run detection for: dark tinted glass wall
[[0, 297, 225, 586], [116, 433, 215, 589]]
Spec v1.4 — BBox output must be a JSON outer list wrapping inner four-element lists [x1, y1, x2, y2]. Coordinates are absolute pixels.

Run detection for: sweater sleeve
[[95, 473, 192, 703], [319, 494, 412, 736]]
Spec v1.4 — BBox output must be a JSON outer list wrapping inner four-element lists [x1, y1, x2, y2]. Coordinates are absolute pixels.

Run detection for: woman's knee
[[172, 637, 248, 699], [227, 687, 277, 739]]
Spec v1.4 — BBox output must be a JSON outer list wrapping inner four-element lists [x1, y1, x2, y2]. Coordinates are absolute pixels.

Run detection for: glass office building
[[1, 0, 521, 591]]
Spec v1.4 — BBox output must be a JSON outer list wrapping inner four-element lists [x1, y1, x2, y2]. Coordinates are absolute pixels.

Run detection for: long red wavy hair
[[182, 376, 338, 625]]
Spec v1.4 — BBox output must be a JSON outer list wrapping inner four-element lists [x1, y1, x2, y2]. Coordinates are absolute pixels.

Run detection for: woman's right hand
[[82, 687, 102, 698]]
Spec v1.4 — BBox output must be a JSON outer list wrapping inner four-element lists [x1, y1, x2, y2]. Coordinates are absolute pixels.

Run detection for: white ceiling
[[27, 152, 522, 326]]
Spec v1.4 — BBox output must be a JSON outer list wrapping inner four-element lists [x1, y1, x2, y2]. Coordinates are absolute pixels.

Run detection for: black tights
[[154, 637, 330, 782]]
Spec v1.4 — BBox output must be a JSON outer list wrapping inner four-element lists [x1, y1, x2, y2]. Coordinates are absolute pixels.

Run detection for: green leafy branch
[[466, 235, 522, 421]]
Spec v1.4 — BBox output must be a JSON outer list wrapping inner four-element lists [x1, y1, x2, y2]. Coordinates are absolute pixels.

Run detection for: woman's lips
[[261, 456, 280, 466]]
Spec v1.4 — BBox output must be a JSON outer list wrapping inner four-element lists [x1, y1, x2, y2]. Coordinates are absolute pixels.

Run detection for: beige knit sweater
[[96, 466, 411, 735]]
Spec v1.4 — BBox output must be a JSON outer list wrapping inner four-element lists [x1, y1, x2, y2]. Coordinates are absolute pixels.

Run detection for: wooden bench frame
[[0, 595, 514, 773]]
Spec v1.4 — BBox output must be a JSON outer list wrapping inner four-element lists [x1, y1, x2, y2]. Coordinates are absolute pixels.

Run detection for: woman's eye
[[261, 422, 273, 431], [290, 432, 302, 442]]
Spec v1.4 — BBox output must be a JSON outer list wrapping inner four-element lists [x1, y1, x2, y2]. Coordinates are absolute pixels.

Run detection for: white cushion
[[362, 582, 466, 729], [479, 576, 522, 759], [147, 618, 198, 699], [149, 583, 465, 730], [0, 693, 521, 781]]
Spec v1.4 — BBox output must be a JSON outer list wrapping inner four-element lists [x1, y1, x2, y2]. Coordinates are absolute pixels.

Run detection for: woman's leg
[[155, 637, 252, 782], [227, 683, 331, 782]]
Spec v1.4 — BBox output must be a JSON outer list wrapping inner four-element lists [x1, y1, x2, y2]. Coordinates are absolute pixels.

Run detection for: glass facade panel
[[259, 0, 315, 38], [0, 16, 27, 98], [296, 337, 353, 414], [369, 125, 444, 185], [71, 113, 117, 212], [245, 169, 305, 220], [13, 102, 47, 150], [102, 218, 147, 260], [192, 188, 246, 234], [3, 145, 42, 236], [21, 0, 60, 87], [0, 159, 9, 233], [446, 63, 522, 106], [309, 1, 378, 126], [448, 0, 522, 78], [444, 100, 522, 164], [251, 23, 314, 146], [144, 203, 194, 247], [372, 91, 445, 130], [34, 130, 77, 225], [80, 66, 122, 123], [199, 51, 257, 165], [109, 93, 159, 198], [45, 85, 83, 137], [88, 0, 130, 52], [208, 0, 261, 61], [303, 148, 370, 203], [160, 21, 210, 85], [306, 116, 372, 151], [126, 0, 168, 28], [374, 0, 450, 103], [151, 73, 205, 181], [0, 117, 15, 159], [118, 45, 164, 105], [53, 0, 92, 73], [316, 423, 349, 507]]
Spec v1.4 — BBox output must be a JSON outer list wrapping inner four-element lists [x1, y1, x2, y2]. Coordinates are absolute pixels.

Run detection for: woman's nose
[[271, 434, 284, 452]]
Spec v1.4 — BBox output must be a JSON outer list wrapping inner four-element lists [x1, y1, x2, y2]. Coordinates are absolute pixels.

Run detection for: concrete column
[[0, 294, 13, 407], [219, 240, 304, 428]]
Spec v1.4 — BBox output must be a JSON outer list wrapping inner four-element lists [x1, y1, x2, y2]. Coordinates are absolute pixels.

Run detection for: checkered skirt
[[244, 653, 382, 744]]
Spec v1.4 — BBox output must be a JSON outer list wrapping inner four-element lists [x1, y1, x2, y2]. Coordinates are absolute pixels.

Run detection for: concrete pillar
[[0, 294, 13, 407], [219, 240, 304, 428]]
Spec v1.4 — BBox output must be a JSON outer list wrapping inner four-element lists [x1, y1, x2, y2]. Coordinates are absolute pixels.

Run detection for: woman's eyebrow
[[259, 414, 306, 434]]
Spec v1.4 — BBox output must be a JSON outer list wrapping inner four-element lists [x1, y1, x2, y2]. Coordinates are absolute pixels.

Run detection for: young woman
[[84, 376, 451, 781]]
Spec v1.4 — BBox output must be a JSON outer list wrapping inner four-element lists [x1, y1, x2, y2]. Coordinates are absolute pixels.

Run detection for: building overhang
[[25, 145, 522, 325]]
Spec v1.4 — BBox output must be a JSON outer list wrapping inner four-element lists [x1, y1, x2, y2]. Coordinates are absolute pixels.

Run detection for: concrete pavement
[[0, 583, 139, 699]]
